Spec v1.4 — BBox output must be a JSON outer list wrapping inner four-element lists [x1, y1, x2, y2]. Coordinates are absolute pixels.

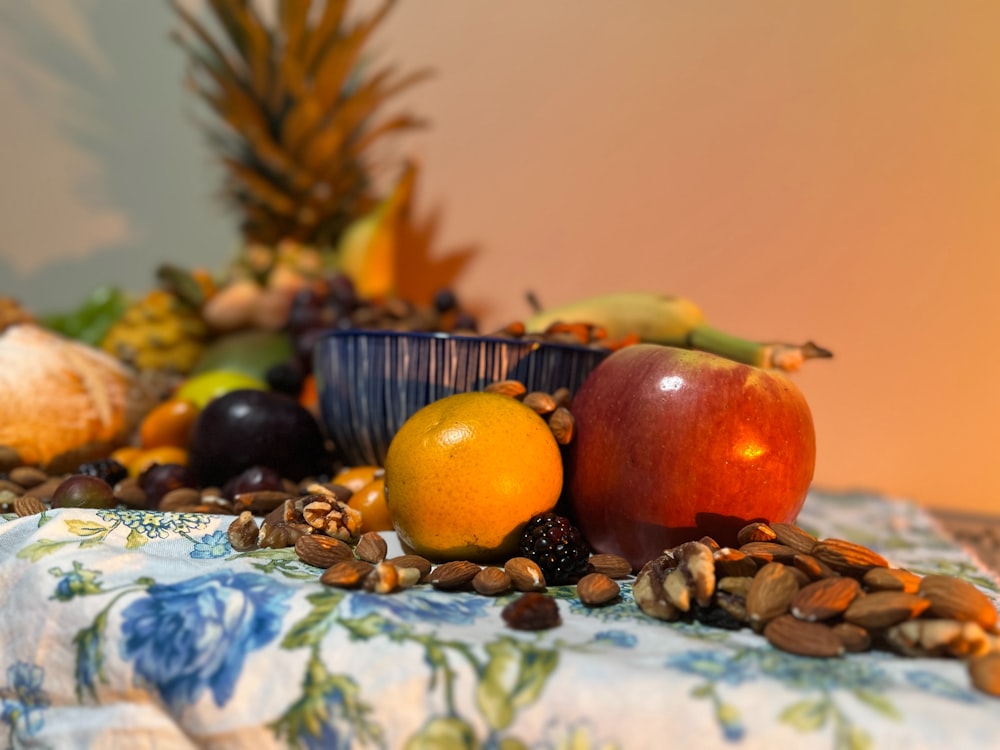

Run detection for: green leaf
[[853, 689, 901, 720], [837, 724, 873, 750], [282, 590, 342, 649], [64, 519, 110, 538], [690, 683, 713, 698], [16, 538, 72, 562], [340, 613, 391, 641], [475, 637, 558, 731], [779, 698, 829, 733], [38, 286, 128, 345], [125, 528, 149, 550]]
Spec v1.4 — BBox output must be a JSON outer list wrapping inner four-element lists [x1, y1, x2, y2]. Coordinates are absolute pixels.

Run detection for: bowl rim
[[313, 328, 609, 355]]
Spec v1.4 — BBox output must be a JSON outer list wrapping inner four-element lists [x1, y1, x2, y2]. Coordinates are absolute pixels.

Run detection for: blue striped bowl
[[313, 330, 610, 466]]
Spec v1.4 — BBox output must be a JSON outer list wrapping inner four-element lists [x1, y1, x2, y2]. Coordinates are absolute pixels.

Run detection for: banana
[[525, 292, 705, 345], [523, 291, 831, 372]]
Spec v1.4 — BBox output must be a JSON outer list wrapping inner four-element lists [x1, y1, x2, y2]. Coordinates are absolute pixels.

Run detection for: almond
[[739, 541, 798, 565], [811, 538, 888, 577], [968, 653, 1000, 697], [522, 391, 557, 415], [320, 559, 374, 588], [737, 521, 777, 545], [158, 487, 202, 512], [713, 548, 758, 578], [9, 466, 48, 488], [484, 379, 527, 399], [23, 476, 62, 501], [792, 553, 838, 581], [764, 614, 844, 657], [791, 576, 861, 622], [844, 590, 930, 629], [354, 531, 388, 564], [505, 557, 547, 591], [587, 553, 632, 579], [577, 572, 620, 606], [427, 560, 481, 590], [770, 522, 818, 554], [918, 574, 999, 630], [746, 562, 801, 626], [295, 534, 354, 568], [547, 407, 575, 445], [473, 566, 512, 596], [233, 489, 295, 515], [862, 567, 922, 594], [831, 622, 872, 653]]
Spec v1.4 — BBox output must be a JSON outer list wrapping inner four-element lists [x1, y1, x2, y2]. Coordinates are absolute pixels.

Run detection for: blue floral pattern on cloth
[[119, 571, 293, 712], [0, 493, 997, 748]]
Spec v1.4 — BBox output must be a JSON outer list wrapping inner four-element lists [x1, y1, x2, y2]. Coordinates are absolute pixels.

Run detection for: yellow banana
[[524, 292, 705, 345], [336, 161, 417, 299], [523, 291, 831, 371]]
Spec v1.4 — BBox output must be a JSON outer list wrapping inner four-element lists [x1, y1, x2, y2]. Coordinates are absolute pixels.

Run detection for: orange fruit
[[139, 398, 200, 449], [347, 477, 393, 533], [126, 445, 189, 477], [333, 465, 382, 494], [110, 445, 143, 468], [383, 391, 563, 562]]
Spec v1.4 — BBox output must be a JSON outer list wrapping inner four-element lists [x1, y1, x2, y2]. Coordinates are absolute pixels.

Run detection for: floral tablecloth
[[1, 490, 998, 750]]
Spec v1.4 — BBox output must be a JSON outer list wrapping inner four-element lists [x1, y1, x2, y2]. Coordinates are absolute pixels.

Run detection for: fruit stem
[[686, 325, 833, 372]]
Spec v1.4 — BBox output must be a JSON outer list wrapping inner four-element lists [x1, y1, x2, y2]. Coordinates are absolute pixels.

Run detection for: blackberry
[[75, 458, 128, 487], [518, 513, 591, 585]]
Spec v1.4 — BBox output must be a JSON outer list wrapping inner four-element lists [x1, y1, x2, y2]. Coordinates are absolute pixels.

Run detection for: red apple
[[567, 344, 815, 570]]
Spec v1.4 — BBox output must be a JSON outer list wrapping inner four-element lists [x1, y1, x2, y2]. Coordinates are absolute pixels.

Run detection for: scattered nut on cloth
[[0, 490, 998, 749]]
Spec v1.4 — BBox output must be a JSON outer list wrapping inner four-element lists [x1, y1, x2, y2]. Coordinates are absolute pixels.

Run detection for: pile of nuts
[[483, 379, 576, 445], [226, 499, 632, 622], [634, 521, 1000, 697], [486, 318, 638, 352]]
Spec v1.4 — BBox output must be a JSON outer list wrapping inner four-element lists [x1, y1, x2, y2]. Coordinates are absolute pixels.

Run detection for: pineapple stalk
[[170, 0, 429, 250]]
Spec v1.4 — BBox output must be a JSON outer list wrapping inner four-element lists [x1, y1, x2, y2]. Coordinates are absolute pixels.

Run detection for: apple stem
[[686, 325, 833, 372]]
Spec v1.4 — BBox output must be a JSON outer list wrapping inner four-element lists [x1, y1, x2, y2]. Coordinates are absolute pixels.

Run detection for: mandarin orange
[[384, 391, 562, 562]]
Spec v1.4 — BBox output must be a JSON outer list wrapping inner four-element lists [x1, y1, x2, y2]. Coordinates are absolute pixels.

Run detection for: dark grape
[[139, 463, 199, 509], [221, 465, 285, 499], [52, 475, 116, 509]]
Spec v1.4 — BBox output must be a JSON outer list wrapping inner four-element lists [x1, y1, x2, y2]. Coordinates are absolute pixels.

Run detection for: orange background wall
[[1, 2, 998, 514]]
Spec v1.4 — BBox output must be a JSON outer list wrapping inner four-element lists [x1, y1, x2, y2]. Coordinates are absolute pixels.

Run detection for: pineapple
[[169, 0, 428, 253]]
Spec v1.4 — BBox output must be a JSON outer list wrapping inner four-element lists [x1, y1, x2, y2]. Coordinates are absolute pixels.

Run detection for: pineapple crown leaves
[[170, 0, 431, 247]]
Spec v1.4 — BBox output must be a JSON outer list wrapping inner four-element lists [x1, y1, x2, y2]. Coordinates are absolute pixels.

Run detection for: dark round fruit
[[139, 463, 199, 509], [221, 465, 285, 499], [52, 475, 116, 509], [187, 389, 331, 487], [518, 513, 591, 585]]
